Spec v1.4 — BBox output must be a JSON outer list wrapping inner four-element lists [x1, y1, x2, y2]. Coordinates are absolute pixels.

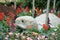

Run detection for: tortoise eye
[[22, 20, 24, 23]]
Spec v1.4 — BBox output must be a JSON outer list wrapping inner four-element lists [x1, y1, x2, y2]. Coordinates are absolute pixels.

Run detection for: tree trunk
[[46, 0, 50, 26], [14, 0, 16, 9], [33, 0, 35, 17], [53, 0, 56, 13]]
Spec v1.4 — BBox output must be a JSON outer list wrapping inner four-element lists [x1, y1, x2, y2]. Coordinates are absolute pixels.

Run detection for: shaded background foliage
[[0, 0, 60, 10]]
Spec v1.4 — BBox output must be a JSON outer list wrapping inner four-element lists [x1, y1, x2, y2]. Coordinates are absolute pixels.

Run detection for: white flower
[[9, 32, 13, 36], [52, 32, 55, 36], [18, 33, 20, 35], [27, 37, 33, 40], [16, 33, 20, 37], [41, 35, 45, 39], [22, 36, 26, 40], [15, 39, 18, 40], [5, 37, 8, 40], [54, 29, 57, 31], [30, 10, 32, 13], [15, 16, 35, 29], [45, 38, 48, 40], [22, 36, 26, 38], [37, 36, 42, 40], [43, 9, 47, 13], [6, 35, 9, 38]]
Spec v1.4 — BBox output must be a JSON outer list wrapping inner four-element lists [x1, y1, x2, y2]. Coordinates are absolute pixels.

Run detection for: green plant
[[55, 24, 60, 40]]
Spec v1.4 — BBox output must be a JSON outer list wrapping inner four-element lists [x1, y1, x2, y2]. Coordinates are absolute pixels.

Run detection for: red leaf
[[43, 24, 49, 31], [58, 14, 60, 18], [0, 12, 4, 20]]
